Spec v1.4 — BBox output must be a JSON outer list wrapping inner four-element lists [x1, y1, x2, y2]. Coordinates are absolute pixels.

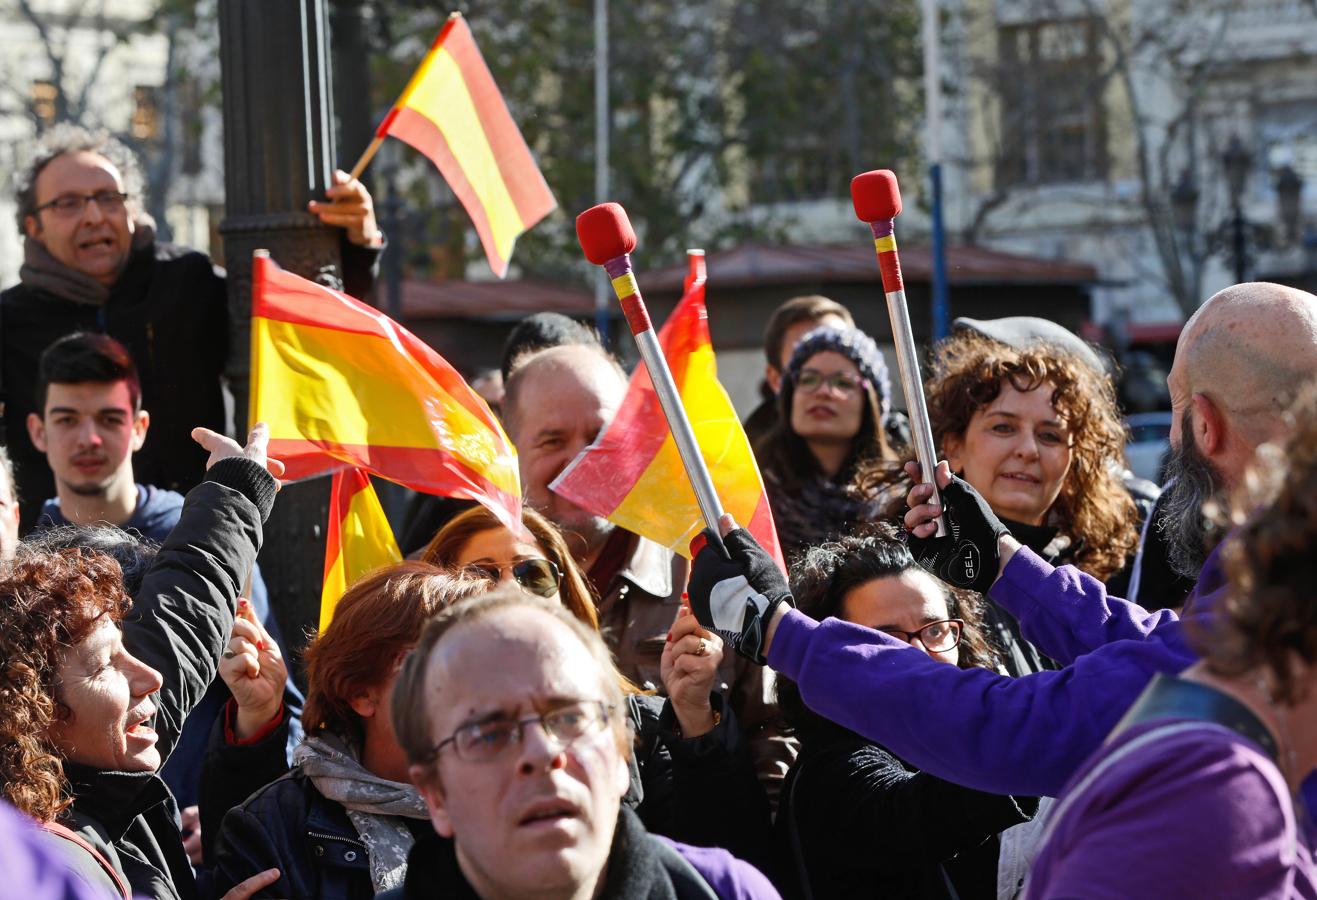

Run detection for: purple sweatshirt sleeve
[[662, 839, 782, 899], [766, 609, 1197, 797], [0, 802, 111, 900], [989, 546, 1180, 666]]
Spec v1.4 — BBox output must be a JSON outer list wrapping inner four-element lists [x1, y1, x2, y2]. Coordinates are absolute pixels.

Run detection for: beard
[[1157, 409, 1224, 578]]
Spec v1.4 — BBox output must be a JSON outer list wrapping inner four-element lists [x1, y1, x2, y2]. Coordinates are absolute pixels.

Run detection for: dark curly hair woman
[[860, 331, 1139, 675], [774, 529, 1036, 900], [1026, 381, 1317, 898], [0, 427, 281, 900]]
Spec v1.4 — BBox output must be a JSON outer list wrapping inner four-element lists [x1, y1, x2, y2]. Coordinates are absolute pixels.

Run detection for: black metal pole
[[219, 0, 343, 658], [1232, 204, 1248, 284]]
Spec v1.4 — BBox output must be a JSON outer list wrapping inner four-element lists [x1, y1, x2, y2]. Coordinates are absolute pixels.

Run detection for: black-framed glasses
[[879, 619, 964, 653], [425, 700, 615, 764], [34, 190, 129, 218], [463, 558, 562, 597], [797, 368, 866, 396]]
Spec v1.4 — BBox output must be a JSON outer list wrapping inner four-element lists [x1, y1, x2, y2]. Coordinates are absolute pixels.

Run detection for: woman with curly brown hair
[[0, 425, 281, 900], [1025, 383, 1317, 898], [862, 331, 1139, 675], [773, 529, 1036, 899]]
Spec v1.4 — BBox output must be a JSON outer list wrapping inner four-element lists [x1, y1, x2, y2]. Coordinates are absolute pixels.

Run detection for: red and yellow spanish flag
[[377, 13, 556, 278], [250, 253, 522, 540], [321, 468, 402, 629], [551, 253, 785, 571]]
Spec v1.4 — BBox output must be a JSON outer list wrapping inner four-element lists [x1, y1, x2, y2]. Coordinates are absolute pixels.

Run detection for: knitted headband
[[786, 325, 892, 418]]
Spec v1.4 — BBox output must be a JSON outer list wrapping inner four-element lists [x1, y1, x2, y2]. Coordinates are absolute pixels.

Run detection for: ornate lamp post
[[1222, 135, 1252, 284]]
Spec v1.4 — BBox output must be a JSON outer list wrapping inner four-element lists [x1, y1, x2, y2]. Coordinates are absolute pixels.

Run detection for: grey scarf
[[19, 219, 156, 306], [294, 733, 430, 894]]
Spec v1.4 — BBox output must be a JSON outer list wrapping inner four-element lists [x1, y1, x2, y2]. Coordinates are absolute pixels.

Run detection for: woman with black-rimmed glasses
[[754, 326, 901, 564], [774, 529, 1036, 900]]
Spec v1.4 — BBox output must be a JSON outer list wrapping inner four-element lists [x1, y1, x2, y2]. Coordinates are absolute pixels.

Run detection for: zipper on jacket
[[306, 829, 365, 849]]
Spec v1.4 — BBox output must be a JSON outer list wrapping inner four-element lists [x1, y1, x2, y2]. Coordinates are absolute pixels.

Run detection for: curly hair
[[1204, 380, 1317, 705], [775, 528, 999, 739], [302, 562, 489, 747], [15, 123, 144, 234], [0, 547, 131, 822], [859, 331, 1136, 580]]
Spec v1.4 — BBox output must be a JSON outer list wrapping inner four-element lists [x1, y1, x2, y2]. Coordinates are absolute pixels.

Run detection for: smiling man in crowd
[[2, 122, 382, 531]]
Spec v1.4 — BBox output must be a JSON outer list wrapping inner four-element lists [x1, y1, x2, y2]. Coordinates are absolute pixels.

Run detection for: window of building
[[132, 85, 158, 140], [31, 81, 59, 126], [996, 16, 1108, 187]]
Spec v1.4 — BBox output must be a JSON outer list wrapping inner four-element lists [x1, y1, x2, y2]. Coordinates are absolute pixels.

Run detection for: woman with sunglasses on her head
[[421, 506, 775, 870], [755, 326, 900, 563], [775, 529, 1036, 900]]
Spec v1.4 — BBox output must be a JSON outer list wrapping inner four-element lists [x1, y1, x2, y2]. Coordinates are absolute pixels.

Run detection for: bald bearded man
[[685, 282, 1317, 802]]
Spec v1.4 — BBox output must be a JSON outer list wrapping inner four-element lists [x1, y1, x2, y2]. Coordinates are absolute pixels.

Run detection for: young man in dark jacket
[[3, 123, 381, 531]]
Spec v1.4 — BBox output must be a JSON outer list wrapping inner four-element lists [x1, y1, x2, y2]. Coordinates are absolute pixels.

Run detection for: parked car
[[1124, 411, 1173, 484]]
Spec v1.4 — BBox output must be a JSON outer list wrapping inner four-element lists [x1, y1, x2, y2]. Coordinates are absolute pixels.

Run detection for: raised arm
[[121, 425, 280, 761]]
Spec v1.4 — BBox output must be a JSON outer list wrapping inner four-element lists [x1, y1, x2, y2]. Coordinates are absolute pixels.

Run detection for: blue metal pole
[[930, 161, 950, 340]]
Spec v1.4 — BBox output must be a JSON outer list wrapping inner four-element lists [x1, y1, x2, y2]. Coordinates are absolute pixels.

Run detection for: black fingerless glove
[[687, 528, 793, 665], [907, 475, 1010, 595]]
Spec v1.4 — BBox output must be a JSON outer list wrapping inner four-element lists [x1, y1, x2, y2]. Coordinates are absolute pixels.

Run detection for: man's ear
[[1190, 393, 1225, 458], [131, 410, 150, 452], [765, 364, 783, 394], [27, 412, 48, 453], [413, 766, 454, 837], [23, 215, 40, 240]]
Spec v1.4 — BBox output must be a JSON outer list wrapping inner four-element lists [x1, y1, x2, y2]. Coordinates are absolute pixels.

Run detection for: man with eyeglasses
[[387, 588, 779, 899], [2, 122, 383, 531]]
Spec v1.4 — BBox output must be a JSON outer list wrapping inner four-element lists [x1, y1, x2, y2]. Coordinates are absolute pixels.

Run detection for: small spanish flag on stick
[[551, 252, 785, 572], [250, 251, 523, 624], [321, 468, 402, 629], [349, 12, 556, 277]]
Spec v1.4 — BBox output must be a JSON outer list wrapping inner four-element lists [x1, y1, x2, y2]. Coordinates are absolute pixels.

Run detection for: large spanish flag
[[320, 468, 402, 629], [551, 253, 784, 571], [378, 13, 556, 277], [250, 253, 522, 538]]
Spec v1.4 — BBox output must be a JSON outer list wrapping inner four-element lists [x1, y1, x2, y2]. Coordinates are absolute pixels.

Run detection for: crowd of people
[[0, 122, 1314, 900]]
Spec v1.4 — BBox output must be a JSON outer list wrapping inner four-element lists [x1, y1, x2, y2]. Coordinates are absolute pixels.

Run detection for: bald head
[[1173, 282, 1317, 453], [502, 344, 629, 563]]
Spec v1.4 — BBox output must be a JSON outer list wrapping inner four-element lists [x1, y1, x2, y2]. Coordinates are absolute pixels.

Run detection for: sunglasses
[[463, 558, 562, 597]]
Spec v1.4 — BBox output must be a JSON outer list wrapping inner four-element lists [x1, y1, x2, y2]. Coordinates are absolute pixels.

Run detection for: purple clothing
[[659, 838, 782, 899], [1026, 719, 1315, 899], [766, 544, 1217, 797], [0, 801, 113, 900]]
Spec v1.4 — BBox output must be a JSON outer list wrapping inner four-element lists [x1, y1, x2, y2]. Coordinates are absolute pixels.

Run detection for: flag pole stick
[[347, 135, 385, 181]]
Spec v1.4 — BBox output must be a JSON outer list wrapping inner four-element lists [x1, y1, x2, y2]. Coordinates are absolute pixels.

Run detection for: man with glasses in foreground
[[3, 122, 383, 529], [388, 588, 779, 899]]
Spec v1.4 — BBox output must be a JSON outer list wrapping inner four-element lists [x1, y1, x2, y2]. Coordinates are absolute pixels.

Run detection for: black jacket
[[57, 459, 276, 900], [1, 238, 379, 532], [378, 806, 725, 900], [775, 722, 1035, 900], [204, 692, 773, 896], [208, 766, 430, 900]]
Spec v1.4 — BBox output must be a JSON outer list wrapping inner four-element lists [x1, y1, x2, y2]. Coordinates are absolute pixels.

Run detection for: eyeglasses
[[34, 191, 130, 218], [879, 619, 964, 653], [797, 368, 866, 396], [463, 558, 562, 597], [425, 700, 615, 764]]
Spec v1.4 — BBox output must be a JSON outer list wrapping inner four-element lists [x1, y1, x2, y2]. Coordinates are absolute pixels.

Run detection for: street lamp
[[1171, 168, 1199, 236], [1222, 135, 1253, 283], [1276, 165, 1305, 243]]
